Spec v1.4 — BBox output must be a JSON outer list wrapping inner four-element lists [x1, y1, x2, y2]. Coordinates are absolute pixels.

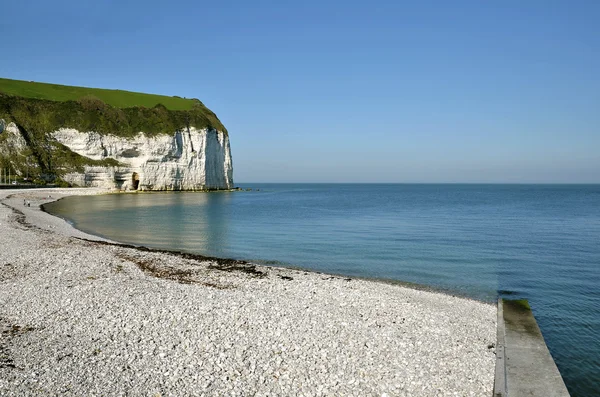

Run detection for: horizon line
[[234, 181, 600, 185]]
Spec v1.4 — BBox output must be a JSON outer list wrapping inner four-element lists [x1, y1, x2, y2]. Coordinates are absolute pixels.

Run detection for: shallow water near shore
[[44, 183, 600, 396]]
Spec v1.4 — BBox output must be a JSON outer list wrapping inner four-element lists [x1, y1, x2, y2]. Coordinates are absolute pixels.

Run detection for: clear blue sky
[[1, 0, 598, 183]]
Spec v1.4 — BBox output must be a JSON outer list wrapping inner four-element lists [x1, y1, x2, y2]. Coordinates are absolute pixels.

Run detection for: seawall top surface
[[500, 299, 570, 397]]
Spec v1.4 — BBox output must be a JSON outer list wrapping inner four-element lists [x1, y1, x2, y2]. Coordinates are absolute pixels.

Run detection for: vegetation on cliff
[[0, 78, 201, 111], [0, 78, 227, 185]]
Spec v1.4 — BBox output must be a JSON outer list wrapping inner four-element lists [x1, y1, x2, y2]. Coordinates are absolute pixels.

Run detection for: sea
[[44, 183, 600, 397]]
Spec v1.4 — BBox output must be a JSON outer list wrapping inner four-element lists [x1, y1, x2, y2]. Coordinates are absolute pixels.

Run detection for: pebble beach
[[0, 188, 496, 396]]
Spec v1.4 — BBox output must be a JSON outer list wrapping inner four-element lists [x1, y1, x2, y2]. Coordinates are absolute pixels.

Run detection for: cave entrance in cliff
[[132, 172, 140, 190]]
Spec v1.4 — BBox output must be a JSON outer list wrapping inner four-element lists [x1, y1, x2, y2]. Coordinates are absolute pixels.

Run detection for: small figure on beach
[[23, 199, 26, 206]]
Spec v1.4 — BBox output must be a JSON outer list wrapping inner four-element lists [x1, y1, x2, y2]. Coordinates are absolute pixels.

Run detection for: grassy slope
[[0, 78, 198, 110]]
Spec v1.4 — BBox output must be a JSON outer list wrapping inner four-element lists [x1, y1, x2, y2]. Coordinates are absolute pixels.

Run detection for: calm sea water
[[44, 184, 600, 396]]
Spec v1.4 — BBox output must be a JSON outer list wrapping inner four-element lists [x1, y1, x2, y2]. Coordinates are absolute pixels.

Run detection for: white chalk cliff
[[1, 122, 28, 150], [52, 127, 233, 191]]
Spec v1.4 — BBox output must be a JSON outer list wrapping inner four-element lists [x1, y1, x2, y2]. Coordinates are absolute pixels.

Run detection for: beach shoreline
[[1, 188, 497, 396]]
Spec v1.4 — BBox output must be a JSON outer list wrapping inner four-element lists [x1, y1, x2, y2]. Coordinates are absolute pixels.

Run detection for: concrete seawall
[[494, 298, 570, 396]]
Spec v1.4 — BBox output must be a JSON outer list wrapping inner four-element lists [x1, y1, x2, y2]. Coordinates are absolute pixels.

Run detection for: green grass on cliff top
[[0, 77, 198, 110]]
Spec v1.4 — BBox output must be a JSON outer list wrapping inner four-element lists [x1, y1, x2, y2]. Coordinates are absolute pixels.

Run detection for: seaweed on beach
[[0, 318, 35, 370], [115, 252, 235, 290], [116, 252, 195, 284], [205, 260, 266, 278], [1, 203, 30, 230], [1, 197, 48, 233], [76, 237, 267, 279]]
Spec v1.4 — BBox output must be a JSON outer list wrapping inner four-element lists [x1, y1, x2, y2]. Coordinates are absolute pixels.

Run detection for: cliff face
[[52, 127, 233, 191], [0, 89, 234, 190]]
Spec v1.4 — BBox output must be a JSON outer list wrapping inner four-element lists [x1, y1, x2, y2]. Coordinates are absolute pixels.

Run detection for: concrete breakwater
[[0, 188, 496, 396], [494, 299, 570, 397]]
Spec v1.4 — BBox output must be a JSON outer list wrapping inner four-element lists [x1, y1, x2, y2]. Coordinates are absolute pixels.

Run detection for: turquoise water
[[44, 184, 600, 396]]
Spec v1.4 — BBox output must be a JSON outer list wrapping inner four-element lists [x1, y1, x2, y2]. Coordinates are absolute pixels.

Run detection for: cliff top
[[0, 77, 227, 136], [0, 78, 200, 111]]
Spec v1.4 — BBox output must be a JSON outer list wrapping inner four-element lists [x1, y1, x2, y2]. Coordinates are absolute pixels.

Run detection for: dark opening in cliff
[[132, 172, 140, 190]]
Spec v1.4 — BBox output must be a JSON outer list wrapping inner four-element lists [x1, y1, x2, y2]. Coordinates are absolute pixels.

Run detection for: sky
[[1, 0, 599, 183]]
